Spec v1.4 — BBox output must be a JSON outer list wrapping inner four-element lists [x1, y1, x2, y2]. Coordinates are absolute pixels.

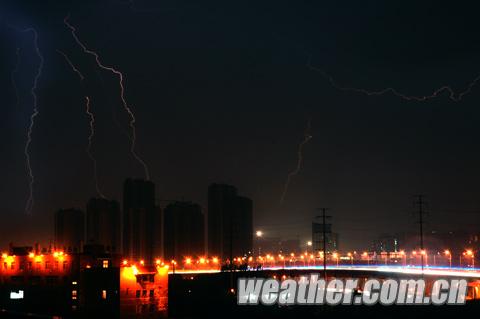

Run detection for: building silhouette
[[163, 201, 204, 261], [122, 178, 161, 264], [86, 198, 121, 253], [54, 208, 84, 253], [207, 184, 253, 260]]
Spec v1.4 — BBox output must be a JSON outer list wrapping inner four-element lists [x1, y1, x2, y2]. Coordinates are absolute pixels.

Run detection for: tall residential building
[[207, 184, 253, 260], [163, 201, 204, 261], [123, 178, 161, 264], [86, 198, 121, 253], [54, 208, 85, 253]]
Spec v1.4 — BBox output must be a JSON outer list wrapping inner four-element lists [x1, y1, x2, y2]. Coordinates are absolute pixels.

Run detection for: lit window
[[72, 290, 77, 300], [102, 290, 107, 300], [102, 260, 109, 268], [142, 289, 147, 297], [72, 281, 77, 285]]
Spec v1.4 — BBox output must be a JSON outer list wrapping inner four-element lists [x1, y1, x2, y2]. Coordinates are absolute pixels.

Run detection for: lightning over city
[[280, 118, 312, 204], [306, 55, 480, 102], [84, 96, 106, 199], [58, 50, 106, 199], [63, 15, 150, 180], [21, 28, 43, 215], [2, 2, 480, 317]]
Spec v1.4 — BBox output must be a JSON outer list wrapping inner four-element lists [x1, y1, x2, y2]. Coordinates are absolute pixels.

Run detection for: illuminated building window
[[102, 290, 107, 300], [72, 290, 77, 300], [27, 262, 32, 270], [102, 260, 109, 268], [142, 290, 147, 297], [36, 261, 41, 270], [135, 290, 140, 298], [45, 261, 51, 269], [3, 262, 7, 270], [72, 281, 77, 285], [149, 289, 154, 298], [54, 261, 59, 270], [10, 262, 15, 270]]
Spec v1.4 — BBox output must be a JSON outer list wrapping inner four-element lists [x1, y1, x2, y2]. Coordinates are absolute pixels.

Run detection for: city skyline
[[1, 1, 480, 251]]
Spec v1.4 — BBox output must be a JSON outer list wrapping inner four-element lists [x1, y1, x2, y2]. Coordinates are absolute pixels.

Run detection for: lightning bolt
[[58, 50, 106, 199], [56, 49, 84, 80], [63, 15, 150, 180], [11, 47, 21, 107], [23, 28, 44, 214], [280, 119, 312, 205], [306, 55, 480, 102], [84, 96, 106, 199]]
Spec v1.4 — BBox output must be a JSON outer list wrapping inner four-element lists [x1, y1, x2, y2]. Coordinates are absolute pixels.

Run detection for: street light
[[255, 230, 263, 257], [444, 250, 452, 268], [466, 250, 475, 268], [332, 252, 339, 267]]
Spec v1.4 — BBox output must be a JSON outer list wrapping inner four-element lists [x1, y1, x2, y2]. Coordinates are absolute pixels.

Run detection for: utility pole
[[414, 195, 428, 272], [315, 208, 331, 282]]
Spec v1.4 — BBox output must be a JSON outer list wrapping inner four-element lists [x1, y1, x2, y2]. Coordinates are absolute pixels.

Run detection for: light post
[[332, 252, 339, 267], [256, 230, 263, 257], [362, 252, 369, 265], [466, 250, 475, 268], [307, 241, 312, 254], [444, 250, 452, 268], [421, 250, 427, 268], [347, 252, 353, 266]]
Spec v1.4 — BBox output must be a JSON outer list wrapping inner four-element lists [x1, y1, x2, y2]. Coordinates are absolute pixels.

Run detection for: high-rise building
[[123, 178, 161, 264], [86, 198, 121, 253], [163, 201, 204, 261], [54, 208, 85, 253], [207, 184, 253, 260]]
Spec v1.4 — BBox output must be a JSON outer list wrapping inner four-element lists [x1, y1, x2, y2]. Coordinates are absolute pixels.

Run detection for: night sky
[[1, 0, 480, 250]]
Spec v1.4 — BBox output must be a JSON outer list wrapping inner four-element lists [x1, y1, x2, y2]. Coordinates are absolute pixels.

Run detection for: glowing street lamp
[[332, 252, 339, 267], [444, 250, 452, 268], [256, 230, 263, 256], [362, 252, 370, 265], [465, 250, 475, 268]]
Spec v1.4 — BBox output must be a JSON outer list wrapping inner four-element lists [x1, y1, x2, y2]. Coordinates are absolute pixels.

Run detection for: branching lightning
[[63, 15, 150, 180], [280, 119, 312, 205], [84, 96, 106, 199], [23, 28, 44, 214], [57, 49, 84, 80], [306, 55, 480, 102], [58, 50, 106, 199]]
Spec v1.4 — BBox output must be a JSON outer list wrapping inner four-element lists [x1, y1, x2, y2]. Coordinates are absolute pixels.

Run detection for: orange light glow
[[155, 259, 161, 265], [28, 252, 35, 258], [199, 257, 206, 264], [140, 260, 145, 266], [444, 250, 450, 255], [185, 258, 192, 265], [122, 259, 128, 265], [212, 257, 219, 264]]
